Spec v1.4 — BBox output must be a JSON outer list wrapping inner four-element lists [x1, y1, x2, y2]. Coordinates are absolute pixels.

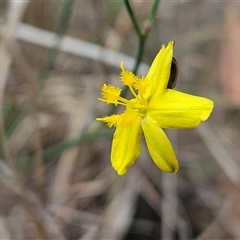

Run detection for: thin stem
[[123, 0, 142, 38], [122, 0, 161, 96], [148, 0, 161, 22], [133, 37, 145, 75], [123, 0, 144, 74], [124, 0, 161, 75]]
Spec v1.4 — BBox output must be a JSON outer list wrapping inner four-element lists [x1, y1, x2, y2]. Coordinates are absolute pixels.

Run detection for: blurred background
[[0, 1, 240, 239]]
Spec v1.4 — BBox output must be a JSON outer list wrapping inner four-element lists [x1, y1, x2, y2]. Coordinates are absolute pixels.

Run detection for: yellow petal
[[111, 116, 142, 175], [145, 41, 174, 100], [148, 89, 214, 128], [141, 117, 179, 173]]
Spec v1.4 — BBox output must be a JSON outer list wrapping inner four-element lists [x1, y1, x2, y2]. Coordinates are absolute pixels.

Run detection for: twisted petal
[[111, 115, 142, 175], [141, 117, 179, 173], [148, 89, 214, 128], [144, 41, 174, 100]]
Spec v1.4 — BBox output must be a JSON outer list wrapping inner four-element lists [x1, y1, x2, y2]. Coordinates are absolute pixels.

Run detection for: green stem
[[123, 0, 142, 38], [122, 0, 161, 93], [148, 0, 161, 22], [123, 0, 161, 75], [133, 36, 145, 75]]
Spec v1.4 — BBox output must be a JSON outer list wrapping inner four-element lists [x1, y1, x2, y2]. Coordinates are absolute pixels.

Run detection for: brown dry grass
[[0, 1, 240, 239]]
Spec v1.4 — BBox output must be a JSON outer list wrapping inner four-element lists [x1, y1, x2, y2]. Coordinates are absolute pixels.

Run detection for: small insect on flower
[[97, 41, 214, 175], [167, 57, 179, 89]]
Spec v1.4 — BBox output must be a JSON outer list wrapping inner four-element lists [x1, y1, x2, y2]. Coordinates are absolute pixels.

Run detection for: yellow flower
[[97, 41, 214, 175]]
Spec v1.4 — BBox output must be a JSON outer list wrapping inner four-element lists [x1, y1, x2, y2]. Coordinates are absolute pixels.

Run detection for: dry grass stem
[[4, 37, 45, 190], [3, 23, 149, 75], [0, 2, 237, 239], [0, 160, 65, 239], [197, 123, 240, 186], [0, 1, 30, 163], [49, 81, 94, 207], [97, 173, 138, 240]]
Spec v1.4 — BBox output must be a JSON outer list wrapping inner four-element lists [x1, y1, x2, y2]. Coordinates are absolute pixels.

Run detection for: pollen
[[134, 77, 148, 95], [100, 84, 121, 105], [96, 114, 120, 128], [120, 61, 137, 86]]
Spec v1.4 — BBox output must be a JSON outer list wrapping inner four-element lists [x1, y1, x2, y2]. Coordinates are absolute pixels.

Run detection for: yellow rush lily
[[97, 41, 214, 175]]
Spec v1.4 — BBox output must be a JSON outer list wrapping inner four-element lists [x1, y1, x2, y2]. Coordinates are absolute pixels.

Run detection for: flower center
[[127, 98, 148, 116], [98, 62, 149, 117]]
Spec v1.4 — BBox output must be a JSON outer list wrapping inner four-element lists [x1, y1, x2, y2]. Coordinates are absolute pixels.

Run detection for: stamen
[[120, 61, 136, 86], [129, 85, 138, 98], [98, 98, 127, 107]]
